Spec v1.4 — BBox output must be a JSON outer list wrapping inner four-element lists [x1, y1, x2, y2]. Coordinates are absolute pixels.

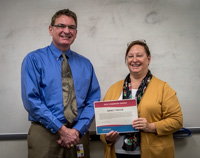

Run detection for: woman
[[100, 40, 183, 158]]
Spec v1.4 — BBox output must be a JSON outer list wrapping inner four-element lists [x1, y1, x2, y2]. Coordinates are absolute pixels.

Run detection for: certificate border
[[94, 99, 138, 134]]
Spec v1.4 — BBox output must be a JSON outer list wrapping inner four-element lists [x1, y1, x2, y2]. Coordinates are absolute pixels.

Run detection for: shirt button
[[51, 129, 53, 132]]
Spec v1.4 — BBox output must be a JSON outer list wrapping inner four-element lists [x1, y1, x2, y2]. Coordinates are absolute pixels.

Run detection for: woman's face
[[126, 45, 151, 76]]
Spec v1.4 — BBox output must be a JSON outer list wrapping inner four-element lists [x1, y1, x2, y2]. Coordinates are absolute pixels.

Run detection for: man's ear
[[49, 26, 53, 36]]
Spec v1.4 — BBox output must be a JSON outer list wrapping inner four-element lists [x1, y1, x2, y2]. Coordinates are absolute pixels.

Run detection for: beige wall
[[174, 134, 200, 157], [0, 0, 200, 134], [1, 134, 200, 158], [0, 0, 200, 157]]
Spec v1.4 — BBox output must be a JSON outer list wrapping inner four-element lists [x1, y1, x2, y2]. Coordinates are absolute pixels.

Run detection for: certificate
[[94, 99, 138, 134]]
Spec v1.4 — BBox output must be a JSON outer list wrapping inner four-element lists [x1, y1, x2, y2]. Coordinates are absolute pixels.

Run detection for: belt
[[64, 122, 76, 128], [32, 121, 76, 129]]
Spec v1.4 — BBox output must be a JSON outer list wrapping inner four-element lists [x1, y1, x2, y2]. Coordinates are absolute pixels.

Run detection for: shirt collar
[[49, 42, 73, 59]]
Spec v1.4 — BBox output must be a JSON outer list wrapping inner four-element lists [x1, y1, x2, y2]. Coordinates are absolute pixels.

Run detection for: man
[[21, 9, 100, 158]]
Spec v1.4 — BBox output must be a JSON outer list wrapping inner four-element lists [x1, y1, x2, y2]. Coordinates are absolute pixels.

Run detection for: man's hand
[[57, 125, 80, 148]]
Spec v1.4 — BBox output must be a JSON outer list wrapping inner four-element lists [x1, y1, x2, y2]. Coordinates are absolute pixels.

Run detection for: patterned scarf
[[122, 70, 152, 151]]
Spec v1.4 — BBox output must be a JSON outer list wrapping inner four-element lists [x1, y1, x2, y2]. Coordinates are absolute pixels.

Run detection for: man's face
[[49, 15, 77, 52]]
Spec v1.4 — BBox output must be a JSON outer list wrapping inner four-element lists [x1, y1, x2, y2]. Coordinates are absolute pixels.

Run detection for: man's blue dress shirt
[[21, 42, 101, 136]]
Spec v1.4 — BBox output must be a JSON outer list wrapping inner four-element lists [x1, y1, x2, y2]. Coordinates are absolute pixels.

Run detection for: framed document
[[94, 99, 138, 134]]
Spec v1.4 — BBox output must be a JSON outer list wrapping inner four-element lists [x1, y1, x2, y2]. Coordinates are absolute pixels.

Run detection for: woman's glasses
[[127, 39, 146, 47]]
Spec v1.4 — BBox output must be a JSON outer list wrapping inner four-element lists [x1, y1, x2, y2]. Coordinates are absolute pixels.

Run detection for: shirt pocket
[[74, 78, 90, 100]]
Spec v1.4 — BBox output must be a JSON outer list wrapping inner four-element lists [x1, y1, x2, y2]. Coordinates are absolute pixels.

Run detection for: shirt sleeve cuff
[[45, 119, 64, 133]]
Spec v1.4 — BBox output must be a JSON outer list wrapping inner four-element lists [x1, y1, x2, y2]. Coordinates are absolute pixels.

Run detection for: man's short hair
[[50, 9, 77, 27]]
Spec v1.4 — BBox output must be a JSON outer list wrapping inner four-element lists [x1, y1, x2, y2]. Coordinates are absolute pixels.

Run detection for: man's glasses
[[52, 24, 77, 30]]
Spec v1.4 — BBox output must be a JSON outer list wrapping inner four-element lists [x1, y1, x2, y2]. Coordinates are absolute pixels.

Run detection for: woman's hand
[[132, 118, 157, 133], [105, 131, 119, 143]]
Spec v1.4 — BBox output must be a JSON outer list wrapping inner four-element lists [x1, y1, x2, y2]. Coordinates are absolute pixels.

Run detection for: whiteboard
[[0, 0, 200, 133]]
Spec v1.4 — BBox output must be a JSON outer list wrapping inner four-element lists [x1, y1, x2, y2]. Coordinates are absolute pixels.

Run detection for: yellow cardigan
[[100, 76, 183, 158]]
